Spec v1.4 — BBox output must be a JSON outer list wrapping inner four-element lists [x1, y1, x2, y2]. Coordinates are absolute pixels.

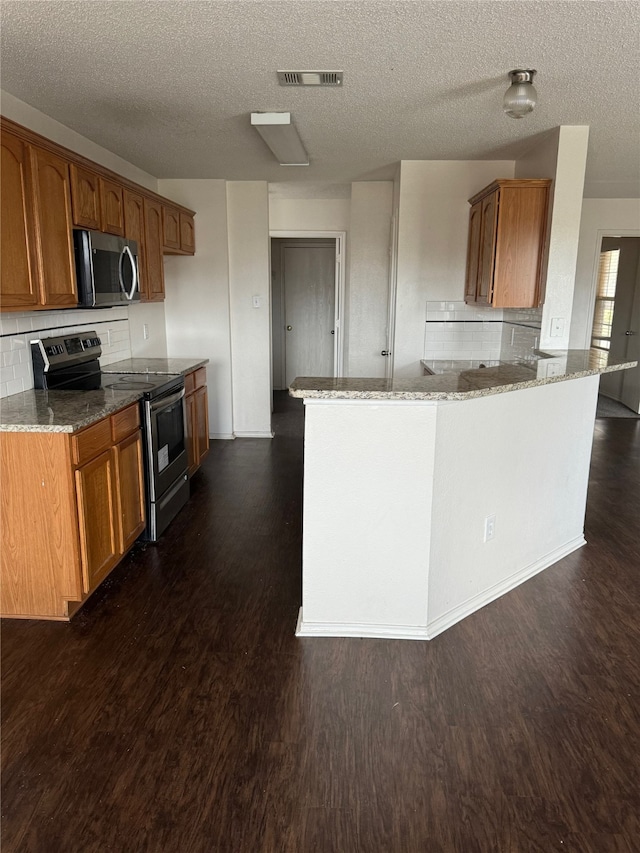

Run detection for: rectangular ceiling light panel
[[250, 112, 309, 166]]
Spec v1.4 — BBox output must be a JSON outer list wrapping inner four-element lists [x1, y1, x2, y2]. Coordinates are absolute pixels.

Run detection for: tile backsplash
[[424, 301, 543, 363], [424, 301, 503, 361], [0, 308, 132, 398]]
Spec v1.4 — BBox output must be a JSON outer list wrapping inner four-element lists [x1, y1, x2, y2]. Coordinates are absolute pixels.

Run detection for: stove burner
[[104, 379, 156, 391]]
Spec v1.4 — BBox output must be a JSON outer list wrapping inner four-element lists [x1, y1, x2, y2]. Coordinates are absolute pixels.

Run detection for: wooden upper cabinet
[[123, 189, 146, 296], [69, 163, 100, 229], [143, 197, 165, 301], [30, 146, 77, 308], [162, 205, 181, 251], [1, 130, 39, 309], [99, 177, 125, 236], [476, 191, 498, 305], [464, 178, 551, 309], [464, 201, 482, 305], [180, 212, 196, 254]]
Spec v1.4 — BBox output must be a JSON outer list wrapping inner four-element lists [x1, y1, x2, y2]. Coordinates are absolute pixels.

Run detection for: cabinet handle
[[286, 325, 292, 331]]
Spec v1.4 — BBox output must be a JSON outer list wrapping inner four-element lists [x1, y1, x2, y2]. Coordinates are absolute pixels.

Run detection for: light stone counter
[[102, 357, 208, 376], [290, 350, 636, 401], [0, 388, 144, 433]]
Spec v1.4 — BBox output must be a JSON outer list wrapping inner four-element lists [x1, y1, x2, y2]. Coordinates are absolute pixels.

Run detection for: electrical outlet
[[484, 514, 496, 542], [252, 295, 261, 308], [143, 323, 150, 340], [550, 318, 565, 337]]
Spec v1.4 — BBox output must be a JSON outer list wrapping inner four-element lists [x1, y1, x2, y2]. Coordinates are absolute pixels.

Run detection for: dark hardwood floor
[[2, 393, 639, 852]]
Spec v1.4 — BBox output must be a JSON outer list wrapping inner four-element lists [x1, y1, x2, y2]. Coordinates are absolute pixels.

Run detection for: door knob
[[625, 330, 636, 336], [331, 330, 335, 335], [286, 325, 292, 331], [381, 350, 391, 356]]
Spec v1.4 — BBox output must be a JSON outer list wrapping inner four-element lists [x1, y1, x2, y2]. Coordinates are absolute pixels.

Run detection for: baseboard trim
[[211, 433, 235, 440], [233, 431, 274, 439], [295, 536, 587, 642], [426, 535, 587, 640], [295, 607, 430, 641]]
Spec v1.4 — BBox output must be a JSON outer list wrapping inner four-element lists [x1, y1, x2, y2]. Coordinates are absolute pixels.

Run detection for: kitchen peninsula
[[290, 350, 637, 641]]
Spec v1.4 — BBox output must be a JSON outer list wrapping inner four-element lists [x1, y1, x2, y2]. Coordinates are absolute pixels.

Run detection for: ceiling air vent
[[277, 70, 343, 87]]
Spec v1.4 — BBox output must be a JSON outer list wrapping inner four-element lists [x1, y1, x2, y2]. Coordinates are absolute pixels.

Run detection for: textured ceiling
[[1, 1, 639, 197]]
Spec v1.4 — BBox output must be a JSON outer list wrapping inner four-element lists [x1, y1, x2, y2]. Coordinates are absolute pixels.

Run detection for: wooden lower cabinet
[[185, 367, 210, 476], [76, 449, 119, 593], [0, 403, 145, 620]]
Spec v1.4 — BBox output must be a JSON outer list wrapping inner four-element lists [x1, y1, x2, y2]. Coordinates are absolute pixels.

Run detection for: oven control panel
[[31, 331, 103, 381]]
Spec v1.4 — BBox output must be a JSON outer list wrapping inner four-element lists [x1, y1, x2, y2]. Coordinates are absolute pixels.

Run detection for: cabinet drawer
[[184, 370, 196, 395], [72, 417, 111, 466], [193, 366, 207, 389], [111, 403, 140, 443]]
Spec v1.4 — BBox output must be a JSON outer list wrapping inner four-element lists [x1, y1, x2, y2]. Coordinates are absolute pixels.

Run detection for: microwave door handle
[[118, 245, 138, 301]]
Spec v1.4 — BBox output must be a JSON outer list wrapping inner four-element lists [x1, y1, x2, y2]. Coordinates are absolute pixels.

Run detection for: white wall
[[269, 198, 350, 233], [227, 181, 272, 437], [393, 160, 515, 379], [160, 180, 234, 439], [516, 126, 590, 348], [570, 198, 640, 348], [348, 182, 393, 377], [1, 90, 158, 193]]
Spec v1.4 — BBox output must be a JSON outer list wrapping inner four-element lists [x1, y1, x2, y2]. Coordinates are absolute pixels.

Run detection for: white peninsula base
[[296, 374, 600, 641]]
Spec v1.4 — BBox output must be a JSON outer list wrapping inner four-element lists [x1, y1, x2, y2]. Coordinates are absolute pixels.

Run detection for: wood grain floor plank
[[2, 399, 639, 851]]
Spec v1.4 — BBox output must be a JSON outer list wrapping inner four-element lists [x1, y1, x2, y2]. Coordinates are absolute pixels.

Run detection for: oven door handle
[[148, 387, 185, 413], [118, 245, 139, 301]]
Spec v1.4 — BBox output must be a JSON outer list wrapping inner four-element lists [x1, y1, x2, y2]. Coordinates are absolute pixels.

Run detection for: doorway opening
[[269, 231, 345, 392], [589, 235, 640, 414]]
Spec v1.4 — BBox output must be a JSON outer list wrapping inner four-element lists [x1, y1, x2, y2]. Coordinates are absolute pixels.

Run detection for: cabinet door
[[464, 201, 482, 304], [194, 385, 210, 467], [476, 191, 499, 305], [162, 205, 181, 250], [30, 146, 78, 308], [1, 130, 39, 309], [123, 189, 147, 297], [143, 198, 165, 301], [99, 177, 125, 236], [180, 212, 196, 254], [75, 450, 119, 593], [113, 431, 145, 553], [69, 163, 101, 229], [185, 391, 197, 476]]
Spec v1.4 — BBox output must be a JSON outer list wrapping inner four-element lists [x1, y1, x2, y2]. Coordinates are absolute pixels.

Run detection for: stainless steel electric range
[[31, 332, 189, 541]]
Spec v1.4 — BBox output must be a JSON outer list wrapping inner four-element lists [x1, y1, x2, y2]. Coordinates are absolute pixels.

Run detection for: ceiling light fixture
[[250, 112, 309, 166], [503, 69, 537, 119]]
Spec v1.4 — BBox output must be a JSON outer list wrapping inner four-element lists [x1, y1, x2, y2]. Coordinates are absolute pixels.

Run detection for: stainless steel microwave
[[73, 229, 140, 308]]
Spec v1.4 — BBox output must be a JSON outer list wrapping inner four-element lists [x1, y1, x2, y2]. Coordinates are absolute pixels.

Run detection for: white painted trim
[[269, 230, 346, 378], [583, 228, 640, 349], [296, 608, 430, 641], [211, 433, 235, 440], [233, 431, 274, 439], [426, 535, 587, 640], [296, 536, 587, 641]]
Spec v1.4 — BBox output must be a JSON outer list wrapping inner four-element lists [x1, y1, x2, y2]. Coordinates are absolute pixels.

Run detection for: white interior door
[[283, 243, 336, 386]]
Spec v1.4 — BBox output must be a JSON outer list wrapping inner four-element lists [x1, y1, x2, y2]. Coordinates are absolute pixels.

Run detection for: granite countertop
[[101, 357, 208, 376], [289, 350, 638, 401], [0, 356, 209, 433], [0, 388, 145, 433]]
